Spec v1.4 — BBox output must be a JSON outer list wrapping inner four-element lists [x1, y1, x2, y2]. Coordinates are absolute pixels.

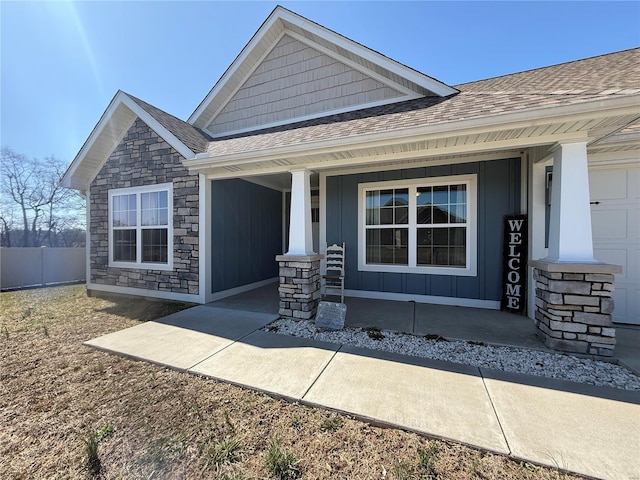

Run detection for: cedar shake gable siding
[[90, 119, 200, 294]]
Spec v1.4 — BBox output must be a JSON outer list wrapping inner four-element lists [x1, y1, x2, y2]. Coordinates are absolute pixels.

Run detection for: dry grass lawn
[[1, 284, 584, 479]]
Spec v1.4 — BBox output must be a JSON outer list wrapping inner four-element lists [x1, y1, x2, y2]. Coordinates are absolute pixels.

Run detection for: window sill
[[358, 263, 477, 277], [109, 261, 174, 271]]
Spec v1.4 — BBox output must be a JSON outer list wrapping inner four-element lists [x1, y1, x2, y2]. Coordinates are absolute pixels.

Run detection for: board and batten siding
[[325, 158, 522, 301], [211, 179, 282, 293], [207, 35, 403, 135]]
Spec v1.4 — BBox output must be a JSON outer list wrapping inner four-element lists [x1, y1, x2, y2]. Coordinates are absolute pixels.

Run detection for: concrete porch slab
[[303, 345, 509, 454], [189, 331, 340, 399], [84, 306, 277, 370], [481, 368, 640, 480]]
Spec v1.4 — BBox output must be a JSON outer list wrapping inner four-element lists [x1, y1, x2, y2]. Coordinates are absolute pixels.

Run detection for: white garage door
[[589, 165, 640, 325]]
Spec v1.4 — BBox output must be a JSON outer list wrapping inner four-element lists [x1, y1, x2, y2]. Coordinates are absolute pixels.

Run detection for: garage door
[[589, 165, 640, 325]]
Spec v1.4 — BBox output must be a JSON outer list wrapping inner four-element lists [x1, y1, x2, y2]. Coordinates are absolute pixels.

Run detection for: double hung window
[[108, 183, 173, 269], [358, 175, 476, 276]]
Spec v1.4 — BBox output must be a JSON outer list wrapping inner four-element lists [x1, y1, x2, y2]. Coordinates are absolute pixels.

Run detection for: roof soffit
[[185, 94, 639, 178], [188, 6, 457, 131]]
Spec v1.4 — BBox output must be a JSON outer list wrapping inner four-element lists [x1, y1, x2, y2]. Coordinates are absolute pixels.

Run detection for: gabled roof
[[187, 6, 458, 132], [61, 91, 211, 190], [196, 48, 640, 159], [128, 95, 212, 154]]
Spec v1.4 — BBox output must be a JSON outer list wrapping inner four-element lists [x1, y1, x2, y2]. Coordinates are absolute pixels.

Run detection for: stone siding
[[276, 254, 322, 319], [532, 265, 617, 357], [89, 119, 199, 295]]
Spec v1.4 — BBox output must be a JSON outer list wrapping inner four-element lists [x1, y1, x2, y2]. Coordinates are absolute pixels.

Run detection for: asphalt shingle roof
[[456, 48, 640, 95], [127, 94, 213, 154]]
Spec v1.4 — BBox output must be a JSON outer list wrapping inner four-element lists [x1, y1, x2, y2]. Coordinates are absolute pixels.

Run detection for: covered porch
[[191, 87, 637, 359], [212, 282, 549, 351], [209, 282, 640, 374]]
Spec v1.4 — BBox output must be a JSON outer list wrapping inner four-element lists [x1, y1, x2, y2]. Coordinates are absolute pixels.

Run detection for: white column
[[287, 169, 315, 255], [546, 141, 596, 263]]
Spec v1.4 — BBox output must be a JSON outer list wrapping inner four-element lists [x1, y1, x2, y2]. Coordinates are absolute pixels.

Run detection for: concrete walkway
[[85, 305, 640, 480]]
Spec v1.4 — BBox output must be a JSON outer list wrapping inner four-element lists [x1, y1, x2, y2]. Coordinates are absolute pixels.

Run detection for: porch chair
[[322, 242, 345, 303]]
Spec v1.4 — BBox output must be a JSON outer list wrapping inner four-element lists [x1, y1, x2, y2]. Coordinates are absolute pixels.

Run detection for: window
[[358, 175, 477, 276], [108, 183, 173, 270], [365, 188, 409, 264]]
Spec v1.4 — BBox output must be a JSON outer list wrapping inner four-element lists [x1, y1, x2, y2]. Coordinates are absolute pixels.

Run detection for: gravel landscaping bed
[[265, 318, 640, 391]]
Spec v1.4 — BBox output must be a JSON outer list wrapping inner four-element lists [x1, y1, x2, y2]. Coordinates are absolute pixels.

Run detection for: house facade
[[62, 7, 640, 356]]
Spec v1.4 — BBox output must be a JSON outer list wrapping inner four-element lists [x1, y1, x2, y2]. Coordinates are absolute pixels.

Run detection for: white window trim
[[357, 174, 477, 277], [108, 183, 174, 271]]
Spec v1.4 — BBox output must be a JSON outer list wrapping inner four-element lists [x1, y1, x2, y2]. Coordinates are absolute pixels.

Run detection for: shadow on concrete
[[479, 363, 640, 406], [145, 303, 640, 406], [211, 283, 639, 374]]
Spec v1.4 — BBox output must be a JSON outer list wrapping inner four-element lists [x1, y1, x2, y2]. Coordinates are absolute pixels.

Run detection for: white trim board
[[107, 182, 174, 271], [87, 283, 201, 304], [85, 184, 92, 288], [285, 30, 419, 98], [208, 277, 279, 302], [200, 29, 290, 134], [62, 91, 196, 190], [188, 6, 456, 128], [205, 96, 420, 139], [325, 287, 500, 310], [203, 29, 423, 139], [199, 174, 212, 303]]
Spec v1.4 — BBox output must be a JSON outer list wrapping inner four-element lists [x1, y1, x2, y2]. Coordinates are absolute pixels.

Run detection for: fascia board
[[188, 6, 457, 128], [187, 9, 285, 126], [189, 95, 640, 168], [61, 90, 128, 189], [62, 91, 195, 191], [277, 9, 457, 97], [284, 30, 418, 97], [199, 29, 289, 133]]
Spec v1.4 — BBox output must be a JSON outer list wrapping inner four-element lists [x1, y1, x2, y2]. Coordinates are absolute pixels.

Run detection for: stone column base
[[530, 260, 622, 357], [276, 254, 323, 320]]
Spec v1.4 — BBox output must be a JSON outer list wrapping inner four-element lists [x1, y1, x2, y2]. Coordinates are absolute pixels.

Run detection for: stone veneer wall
[[530, 260, 621, 357], [276, 254, 323, 319], [89, 119, 200, 295]]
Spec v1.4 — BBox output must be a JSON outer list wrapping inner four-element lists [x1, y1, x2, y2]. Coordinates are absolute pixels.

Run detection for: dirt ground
[[0, 284, 584, 479]]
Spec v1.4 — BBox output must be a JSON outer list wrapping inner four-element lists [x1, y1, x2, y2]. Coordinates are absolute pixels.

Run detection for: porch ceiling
[[187, 107, 640, 179]]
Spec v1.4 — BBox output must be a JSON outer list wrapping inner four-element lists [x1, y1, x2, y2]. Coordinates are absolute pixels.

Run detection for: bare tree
[[0, 147, 85, 247]]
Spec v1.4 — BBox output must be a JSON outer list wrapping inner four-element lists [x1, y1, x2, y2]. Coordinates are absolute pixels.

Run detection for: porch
[[210, 282, 640, 372], [212, 283, 547, 351]]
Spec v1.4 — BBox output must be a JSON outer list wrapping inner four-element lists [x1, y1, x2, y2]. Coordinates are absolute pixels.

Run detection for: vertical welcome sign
[[501, 215, 527, 313]]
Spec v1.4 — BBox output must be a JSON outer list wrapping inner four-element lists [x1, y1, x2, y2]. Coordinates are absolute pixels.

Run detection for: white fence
[[0, 247, 86, 290]]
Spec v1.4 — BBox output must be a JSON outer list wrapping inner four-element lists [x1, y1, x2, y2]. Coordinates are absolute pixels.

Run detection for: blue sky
[[1, 1, 639, 167]]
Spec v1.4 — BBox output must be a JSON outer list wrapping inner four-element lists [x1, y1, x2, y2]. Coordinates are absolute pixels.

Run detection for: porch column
[[530, 141, 621, 358], [287, 168, 315, 255], [276, 168, 323, 320], [546, 141, 595, 263]]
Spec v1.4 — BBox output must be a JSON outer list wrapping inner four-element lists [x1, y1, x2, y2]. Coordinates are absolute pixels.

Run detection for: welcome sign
[[501, 215, 527, 313]]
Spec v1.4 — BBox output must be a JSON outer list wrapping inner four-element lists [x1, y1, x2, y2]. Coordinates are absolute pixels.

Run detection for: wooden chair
[[322, 242, 345, 303]]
